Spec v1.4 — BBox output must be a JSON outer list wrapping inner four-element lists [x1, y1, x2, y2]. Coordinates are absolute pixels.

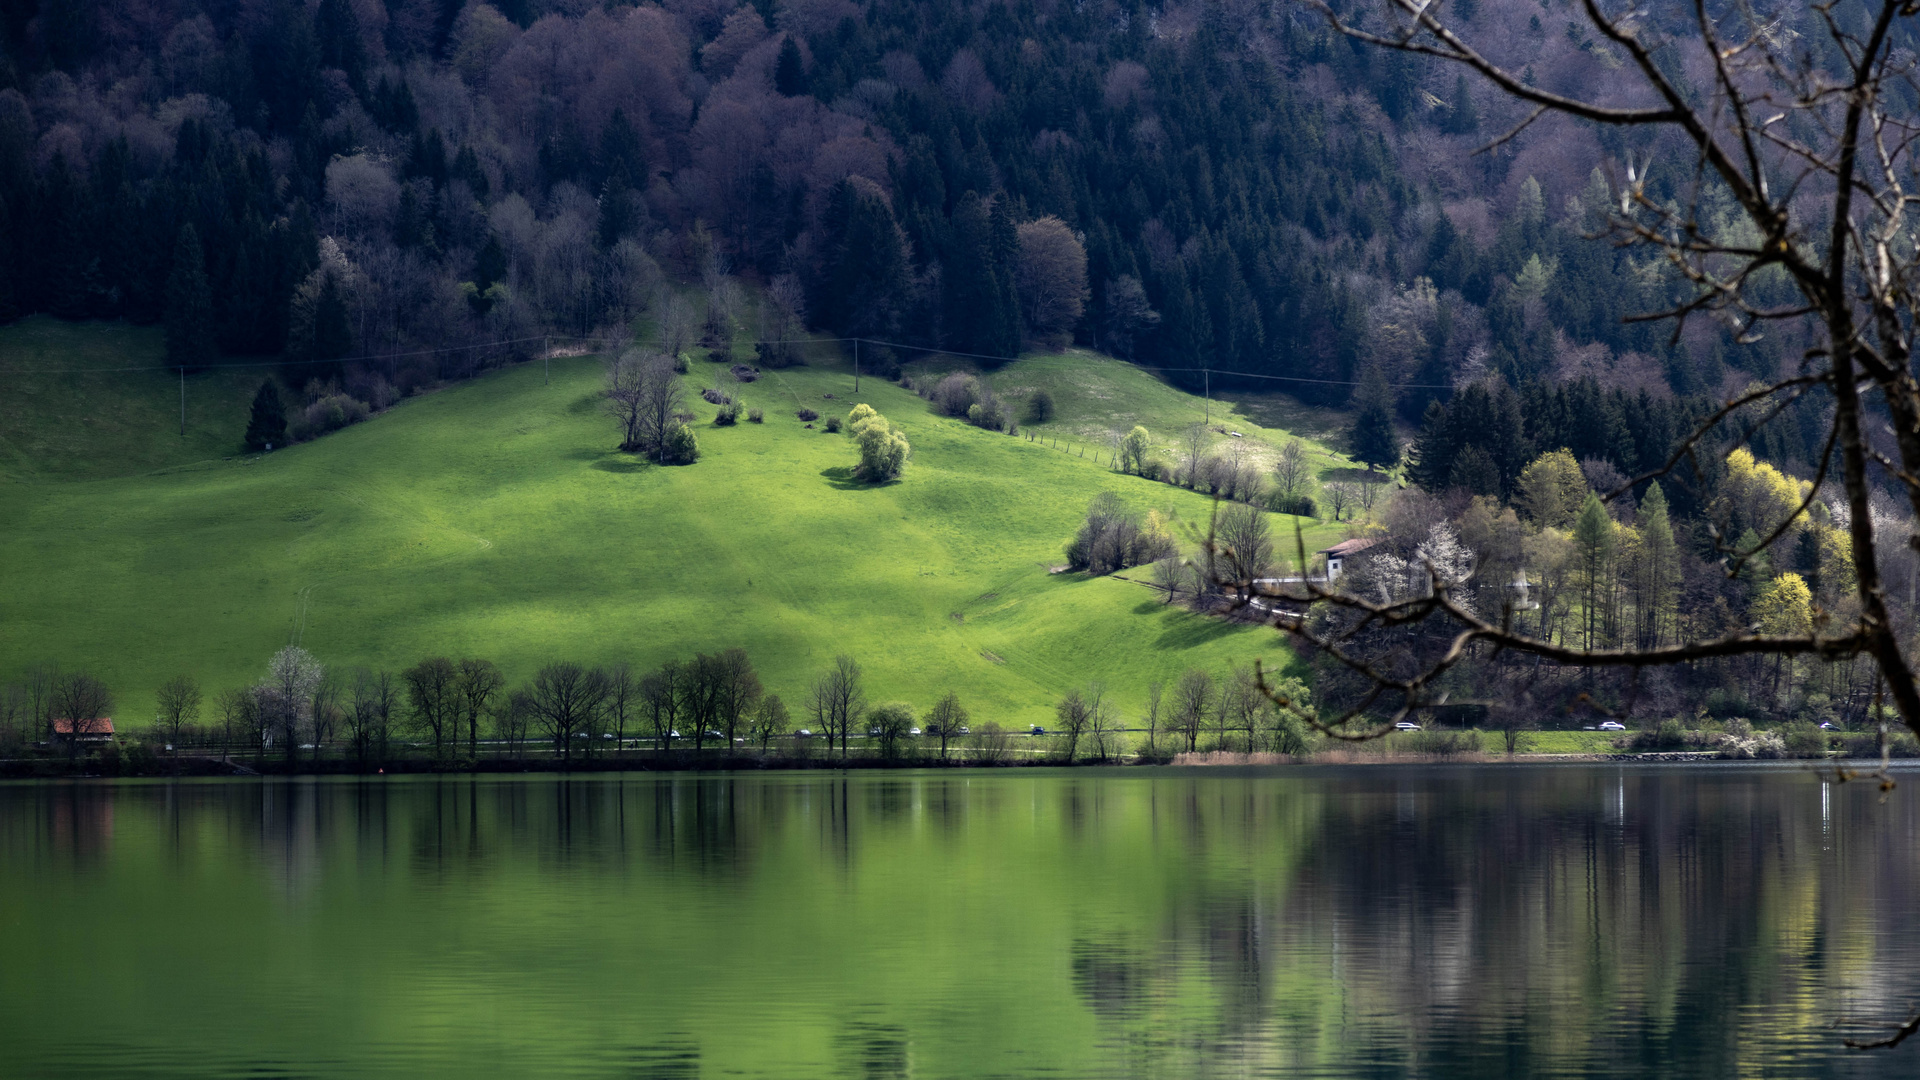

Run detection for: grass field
[[0, 318, 262, 482], [0, 319, 1351, 730], [905, 347, 1357, 487]]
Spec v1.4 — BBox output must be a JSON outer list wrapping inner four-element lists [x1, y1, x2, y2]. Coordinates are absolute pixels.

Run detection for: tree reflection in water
[[0, 766, 1915, 1078]]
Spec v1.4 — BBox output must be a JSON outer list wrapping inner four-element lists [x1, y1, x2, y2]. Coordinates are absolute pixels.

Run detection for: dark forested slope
[[0, 0, 1853, 473]]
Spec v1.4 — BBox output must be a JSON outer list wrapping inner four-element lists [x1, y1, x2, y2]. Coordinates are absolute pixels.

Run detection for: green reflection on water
[[0, 768, 1913, 1078]]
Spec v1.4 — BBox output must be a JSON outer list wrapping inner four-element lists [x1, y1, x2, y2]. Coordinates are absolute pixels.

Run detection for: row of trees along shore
[[0, 648, 1314, 773]]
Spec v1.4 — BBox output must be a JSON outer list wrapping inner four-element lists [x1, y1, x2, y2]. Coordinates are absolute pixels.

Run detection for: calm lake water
[[3, 765, 1919, 1078]]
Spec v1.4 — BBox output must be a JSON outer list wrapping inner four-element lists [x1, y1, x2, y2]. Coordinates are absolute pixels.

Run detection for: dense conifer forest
[[0, 0, 1836, 444]]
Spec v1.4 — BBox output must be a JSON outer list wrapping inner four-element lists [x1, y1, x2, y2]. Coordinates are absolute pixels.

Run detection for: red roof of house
[[1317, 537, 1382, 558], [53, 717, 114, 735]]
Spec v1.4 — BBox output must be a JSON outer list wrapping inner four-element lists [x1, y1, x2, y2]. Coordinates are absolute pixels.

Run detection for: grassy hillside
[[906, 348, 1357, 483], [0, 322, 1348, 728]]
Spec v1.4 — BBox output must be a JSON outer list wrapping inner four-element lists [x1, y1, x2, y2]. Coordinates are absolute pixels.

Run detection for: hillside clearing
[[0, 323, 1347, 728]]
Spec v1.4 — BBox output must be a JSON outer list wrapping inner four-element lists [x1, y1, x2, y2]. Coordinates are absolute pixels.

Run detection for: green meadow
[[0, 319, 1348, 730]]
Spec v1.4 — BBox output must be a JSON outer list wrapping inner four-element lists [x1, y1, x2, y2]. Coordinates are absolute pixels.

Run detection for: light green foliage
[[0, 327, 1320, 728], [1517, 448, 1588, 529], [1753, 572, 1813, 636], [663, 421, 700, 464], [1573, 492, 1616, 647], [866, 701, 915, 758], [848, 403, 909, 481], [1631, 482, 1679, 646], [1120, 425, 1151, 475]]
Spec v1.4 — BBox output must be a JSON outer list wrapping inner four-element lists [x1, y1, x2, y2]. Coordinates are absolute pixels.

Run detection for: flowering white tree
[[1364, 522, 1478, 617], [261, 646, 323, 761]]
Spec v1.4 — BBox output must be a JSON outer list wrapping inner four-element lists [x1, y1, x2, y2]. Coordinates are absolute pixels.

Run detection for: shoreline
[[0, 748, 1893, 780]]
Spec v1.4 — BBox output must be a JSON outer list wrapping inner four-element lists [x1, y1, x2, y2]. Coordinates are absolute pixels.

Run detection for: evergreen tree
[[1448, 446, 1501, 496], [1408, 399, 1457, 490], [987, 195, 1023, 355], [312, 272, 353, 362], [598, 108, 645, 187], [1348, 378, 1401, 472], [245, 380, 287, 450], [1634, 482, 1678, 647], [775, 37, 808, 97], [942, 191, 1017, 357], [597, 174, 639, 250], [1441, 74, 1479, 134], [314, 0, 366, 93], [164, 225, 216, 370], [1573, 492, 1616, 648], [816, 177, 908, 339]]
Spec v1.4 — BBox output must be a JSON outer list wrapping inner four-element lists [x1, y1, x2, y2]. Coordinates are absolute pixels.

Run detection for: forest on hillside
[[0, 0, 1855, 457]]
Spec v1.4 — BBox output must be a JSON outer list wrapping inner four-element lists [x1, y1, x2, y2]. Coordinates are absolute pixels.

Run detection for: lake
[[2, 765, 1917, 1078]]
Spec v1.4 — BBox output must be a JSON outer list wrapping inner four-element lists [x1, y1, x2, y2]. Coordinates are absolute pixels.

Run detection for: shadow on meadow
[[591, 457, 647, 473], [1152, 609, 1244, 650], [820, 466, 900, 491]]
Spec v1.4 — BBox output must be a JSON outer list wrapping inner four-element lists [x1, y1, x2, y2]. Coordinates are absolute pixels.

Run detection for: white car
[[1598, 721, 1627, 731], [797, 729, 812, 737], [910, 727, 921, 736], [1394, 722, 1421, 731]]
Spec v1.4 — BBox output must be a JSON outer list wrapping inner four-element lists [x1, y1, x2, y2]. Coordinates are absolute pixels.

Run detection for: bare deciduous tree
[[1214, 502, 1274, 602], [1357, 476, 1387, 517], [705, 276, 743, 356], [751, 693, 790, 751], [1179, 422, 1211, 489], [403, 656, 459, 760], [51, 671, 113, 762], [1086, 683, 1120, 761], [1055, 688, 1091, 761], [1324, 481, 1356, 522], [1270, 1, 1920, 843], [641, 659, 685, 751], [607, 351, 688, 461], [1273, 438, 1310, 504], [655, 291, 697, 361], [1171, 668, 1212, 753], [346, 668, 399, 768], [1141, 680, 1164, 756], [457, 658, 504, 759], [603, 663, 636, 756], [154, 674, 201, 755], [712, 647, 762, 746], [809, 654, 866, 758], [214, 686, 255, 764], [925, 690, 969, 759], [526, 662, 611, 765]]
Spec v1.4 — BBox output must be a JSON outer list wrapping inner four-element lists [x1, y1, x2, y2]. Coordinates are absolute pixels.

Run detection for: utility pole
[[178, 367, 186, 437], [543, 336, 550, 386], [853, 338, 860, 394], [1204, 368, 1210, 425]]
